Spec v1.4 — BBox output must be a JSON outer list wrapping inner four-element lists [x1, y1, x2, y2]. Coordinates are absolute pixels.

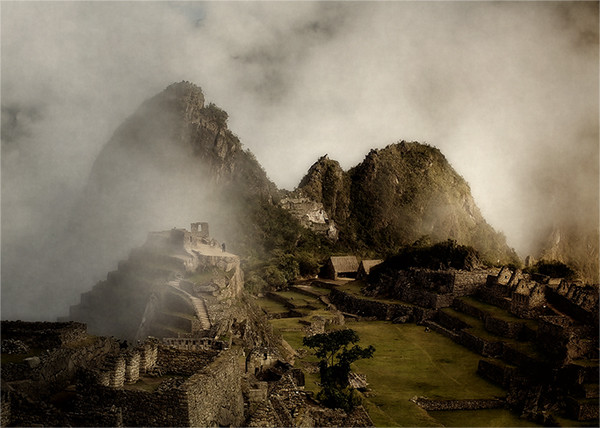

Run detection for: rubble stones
[[1, 339, 30, 355]]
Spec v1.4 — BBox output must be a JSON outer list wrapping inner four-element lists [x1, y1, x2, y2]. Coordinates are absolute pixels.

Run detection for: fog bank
[[2, 1, 597, 319]]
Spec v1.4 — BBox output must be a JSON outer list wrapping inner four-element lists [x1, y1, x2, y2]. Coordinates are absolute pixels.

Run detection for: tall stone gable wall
[[183, 347, 245, 427]]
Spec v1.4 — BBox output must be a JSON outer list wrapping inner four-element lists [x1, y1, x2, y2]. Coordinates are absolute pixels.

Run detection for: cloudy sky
[[2, 0, 598, 267]]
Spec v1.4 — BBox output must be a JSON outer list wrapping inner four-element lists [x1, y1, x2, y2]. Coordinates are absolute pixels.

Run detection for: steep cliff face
[[536, 225, 599, 284], [297, 155, 351, 225], [297, 142, 518, 264]]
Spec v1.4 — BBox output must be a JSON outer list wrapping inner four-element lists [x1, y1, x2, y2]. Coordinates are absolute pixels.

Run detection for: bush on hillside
[[525, 260, 576, 279], [370, 239, 482, 280]]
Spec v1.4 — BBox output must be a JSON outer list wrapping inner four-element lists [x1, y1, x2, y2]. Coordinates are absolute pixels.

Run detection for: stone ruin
[[0, 320, 245, 427], [279, 194, 339, 240], [66, 222, 244, 342], [2, 227, 371, 427], [328, 262, 598, 424], [363, 267, 495, 310]]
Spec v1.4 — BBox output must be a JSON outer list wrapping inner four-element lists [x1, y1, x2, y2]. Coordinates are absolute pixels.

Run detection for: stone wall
[[329, 288, 415, 321], [140, 341, 159, 372], [455, 331, 503, 357], [162, 337, 225, 352], [501, 344, 550, 376], [566, 397, 599, 421], [2, 335, 120, 399], [183, 347, 245, 427], [1, 384, 11, 428], [536, 316, 598, 364], [477, 358, 518, 388], [483, 316, 524, 339], [410, 396, 505, 411], [546, 285, 599, 325], [125, 352, 141, 383], [156, 345, 218, 376], [0, 321, 87, 350], [365, 268, 492, 310], [454, 270, 495, 295]]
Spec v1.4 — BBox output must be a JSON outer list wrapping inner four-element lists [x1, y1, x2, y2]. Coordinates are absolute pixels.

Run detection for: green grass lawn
[[459, 296, 539, 330], [255, 297, 289, 314], [349, 320, 510, 427], [336, 281, 415, 305], [276, 290, 323, 307], [264, 287, 544, 427], [430, 409, 540, 427]]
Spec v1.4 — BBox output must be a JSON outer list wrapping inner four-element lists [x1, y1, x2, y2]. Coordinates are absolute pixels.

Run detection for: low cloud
[[2, 1, 597, 319]]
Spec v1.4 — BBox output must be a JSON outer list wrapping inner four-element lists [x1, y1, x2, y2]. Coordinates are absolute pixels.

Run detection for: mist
[[2, 1, 598, 320]]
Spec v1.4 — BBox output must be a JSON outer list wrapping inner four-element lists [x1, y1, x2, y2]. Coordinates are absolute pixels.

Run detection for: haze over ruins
[[1, 2, 598, 427]]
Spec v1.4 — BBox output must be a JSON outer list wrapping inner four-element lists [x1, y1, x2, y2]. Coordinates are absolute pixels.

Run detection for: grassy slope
[[259, 293, 542, 427], [349, 321, 509, 427]]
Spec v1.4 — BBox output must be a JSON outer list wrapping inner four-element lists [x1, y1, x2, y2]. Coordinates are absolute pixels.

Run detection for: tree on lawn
[[303, 328, 375, 411]]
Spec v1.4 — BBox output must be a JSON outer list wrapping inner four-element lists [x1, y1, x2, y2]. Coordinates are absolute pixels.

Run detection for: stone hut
[[246, 347, 278, 377], [323, 256, 359, 280], [496, 266, 513, 285], [510, 280, 546, 318], [357, 259, 383, 280]]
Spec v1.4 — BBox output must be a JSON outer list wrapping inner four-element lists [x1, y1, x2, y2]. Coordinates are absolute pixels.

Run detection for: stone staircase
[[168, 276, 211, 330]]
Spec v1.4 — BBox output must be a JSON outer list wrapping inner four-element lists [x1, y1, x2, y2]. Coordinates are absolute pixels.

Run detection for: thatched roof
[[359, 259, 383, 275], [329, 256, 359, 273]]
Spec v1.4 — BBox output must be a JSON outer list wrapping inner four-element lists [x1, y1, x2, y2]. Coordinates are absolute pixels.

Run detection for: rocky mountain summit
[[294, 143, 518, 264]]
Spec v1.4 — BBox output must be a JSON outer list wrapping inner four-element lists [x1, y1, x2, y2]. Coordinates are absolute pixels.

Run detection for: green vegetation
[[430, 409, 540, 427], [255, 298, 289, 315], [337, 280, 415, 305], [262, 288, 542, 426], [525, 259, 577, 279], [371, 240, 483, 279], [303, 329, 375, 412], [349, 321, 507, 427], [237, 200, 334, 293]]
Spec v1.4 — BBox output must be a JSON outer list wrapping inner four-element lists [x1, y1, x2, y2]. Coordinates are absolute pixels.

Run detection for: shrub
[[303, 329, 375, 411], [526, 260, 576, 279]]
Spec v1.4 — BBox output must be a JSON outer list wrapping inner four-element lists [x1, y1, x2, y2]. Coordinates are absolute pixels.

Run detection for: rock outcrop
[[296, 142, 519, 264]]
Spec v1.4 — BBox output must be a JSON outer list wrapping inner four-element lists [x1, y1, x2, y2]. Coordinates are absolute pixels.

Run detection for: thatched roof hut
[[324, 256, 359, 280], [357, 259, 383, 280]]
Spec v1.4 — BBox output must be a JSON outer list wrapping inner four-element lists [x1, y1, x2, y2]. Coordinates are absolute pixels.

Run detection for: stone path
[[168, 275, 211, 330]]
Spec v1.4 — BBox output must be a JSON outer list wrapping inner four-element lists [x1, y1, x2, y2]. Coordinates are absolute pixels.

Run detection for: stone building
[[279, 195, 339, 240], [510, 280, 546, 318], [323, 256, 360, 280], [357, 259, 383, 280]]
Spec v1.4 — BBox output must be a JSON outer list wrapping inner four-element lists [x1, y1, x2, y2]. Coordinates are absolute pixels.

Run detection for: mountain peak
[[164, 80, 205, 102]]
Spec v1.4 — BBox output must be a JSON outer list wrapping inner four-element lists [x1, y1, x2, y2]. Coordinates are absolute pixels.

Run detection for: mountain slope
[[297, 142, 518, 264], [536, 224, 599, 283], [33, 82, 304, 316], [31, 81, 522, 318]]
